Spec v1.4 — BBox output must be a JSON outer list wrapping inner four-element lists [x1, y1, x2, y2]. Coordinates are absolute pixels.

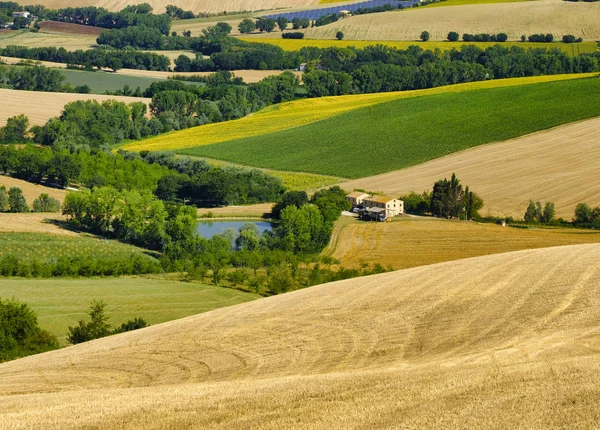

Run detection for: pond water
[[196, 220, 274, 239]]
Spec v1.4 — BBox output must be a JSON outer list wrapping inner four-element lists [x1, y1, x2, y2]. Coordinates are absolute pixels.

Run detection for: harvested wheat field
[[342, 117, 600, 219], [116, 68, 301, 83], [197, 203, 274, 218], [304, 0, 600, 40], [0, 213, 72, 235], [18, 0, 320, 13], [0, 89, 150, 126], [1, 243, 600, 428], [0, 176, 67, 205], [328, 216, 600, 269]]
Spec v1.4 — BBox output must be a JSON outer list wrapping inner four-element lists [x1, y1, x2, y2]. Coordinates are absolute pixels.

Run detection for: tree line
[[0, 185, 60, 213], [0, 145, 285, 207], [0, 46, 171, 72]]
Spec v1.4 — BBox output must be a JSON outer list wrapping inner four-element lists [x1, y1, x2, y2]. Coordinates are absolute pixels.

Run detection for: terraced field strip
[[178, 75, 600, 178], [341, 116, 600, 219], [240, 37, 598, 55], [0, 88, 150, 126], [0, 28, 96, 50], [121, 73, 595, 153], [0, 278, 259, 343], [302, 0, 600, 41], [1, 243, 599, 427], [328, 216, 600, 269]]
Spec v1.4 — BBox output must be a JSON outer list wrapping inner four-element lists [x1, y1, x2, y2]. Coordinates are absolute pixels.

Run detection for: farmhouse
[[362, 195, 404, 219], [347, 191, 369, 207], [12, 11, 31, 19]]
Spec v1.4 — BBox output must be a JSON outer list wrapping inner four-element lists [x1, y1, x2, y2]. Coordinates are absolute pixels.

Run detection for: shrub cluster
[[282, 32, 305, 39], [462, 33, 508, 42], [527, 33, 554, 43]]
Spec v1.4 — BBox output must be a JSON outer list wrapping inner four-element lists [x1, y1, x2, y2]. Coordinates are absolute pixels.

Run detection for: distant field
[[58, 69, 174, 94], [342, 117, 600, 219], [17, 0, 320, 13], [302, 0, 600, 41], [0, 232, 155, 263], [240, 37, 599, 55], [176, 76, 600, 178], [328, 216, 600, 269], [0, 278, 258, 343], [38, 21, 104, 36], [0, 88, 150, 126], [0, 29, 96, 50], [197, 203, 274, 218], [122, 74, 593, 155], [421, 0, 530, 6]]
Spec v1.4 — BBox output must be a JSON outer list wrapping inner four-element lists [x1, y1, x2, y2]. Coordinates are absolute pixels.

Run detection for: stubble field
[[303, 0, 600, 41], [0, 243, 599, 428], [0, 88, 150, 126], [327, 216, 600, 269]]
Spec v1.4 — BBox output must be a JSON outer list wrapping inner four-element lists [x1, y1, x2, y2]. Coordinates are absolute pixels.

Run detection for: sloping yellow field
[[328, 217, 600, 269], [17, 0, 320, 13], [0, 89, 150, 126], [1, 243, 600, 428], [121, 73, 595, 153], [342, 117, 600, 219], [303, 0, 600, 41]]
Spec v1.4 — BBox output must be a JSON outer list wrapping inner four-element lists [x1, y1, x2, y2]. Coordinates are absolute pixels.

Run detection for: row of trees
[[0, 46, 171, 71], [0, 145, 286, 207], [0, 64, 90, 93]]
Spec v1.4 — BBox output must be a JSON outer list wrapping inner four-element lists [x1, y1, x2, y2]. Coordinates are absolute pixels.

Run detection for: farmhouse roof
[[368, 207, 386, 213], [12, 11, 30, 16], [364, 196, 397, 204]]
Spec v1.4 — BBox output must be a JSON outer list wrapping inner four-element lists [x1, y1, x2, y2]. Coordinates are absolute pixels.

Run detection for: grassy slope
[[0, 278, 259, 344], [180, 76, 600, 178], [240, 38, 599, 55], [327, 216, 600, 269], [123, 74, 594, 154], [1, 243, 599, 428], [58, 69, 166, 94], [0, 232, 155, 262]]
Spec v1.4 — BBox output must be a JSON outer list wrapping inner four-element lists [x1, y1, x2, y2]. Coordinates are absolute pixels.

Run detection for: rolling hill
[[121, 73, 596, 155], [303, 0, 600, 41], [1, 243, 599, 428], [174, 75, 600, 179], [341, 117, 600, 219]]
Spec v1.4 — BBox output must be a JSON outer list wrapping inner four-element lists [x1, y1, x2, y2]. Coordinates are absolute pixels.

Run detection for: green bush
[[8, 187, 28, 213], [32, 193, 61, 213], [447, 31, 459, 42]]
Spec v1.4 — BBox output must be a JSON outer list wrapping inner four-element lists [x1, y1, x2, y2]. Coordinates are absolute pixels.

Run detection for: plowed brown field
[[1, 243, 600, 428], [342, 117, 600, 219]]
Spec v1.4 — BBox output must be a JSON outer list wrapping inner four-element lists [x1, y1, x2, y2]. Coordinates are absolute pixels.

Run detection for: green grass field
[[179, 77, 600, 178], [0, 278, 259, 343], [58, 69, 166, 94], [0, 232, 155, 262]]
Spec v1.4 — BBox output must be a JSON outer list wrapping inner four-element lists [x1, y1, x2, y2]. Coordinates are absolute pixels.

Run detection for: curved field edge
[[0, 278, 259, 344], [239, 38, 599, 55], [341, 116, 600, 218], [121, 73, 596, 154], [177, 76, 600, 178], [1, 243, 600, 428]]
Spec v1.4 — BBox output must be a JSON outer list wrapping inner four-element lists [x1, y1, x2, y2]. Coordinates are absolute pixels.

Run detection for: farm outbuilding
[[347, 191, 370, 208]]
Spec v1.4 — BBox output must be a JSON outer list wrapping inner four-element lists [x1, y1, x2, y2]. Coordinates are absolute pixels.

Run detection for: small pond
[[196, 220, 274, 239]]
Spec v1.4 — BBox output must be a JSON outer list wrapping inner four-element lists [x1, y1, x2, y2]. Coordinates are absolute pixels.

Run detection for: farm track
[[303, 0, 600, 41], [1, 243, 600, 427], [0, 88, 150, 126], [341, 117, 600, 219]]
